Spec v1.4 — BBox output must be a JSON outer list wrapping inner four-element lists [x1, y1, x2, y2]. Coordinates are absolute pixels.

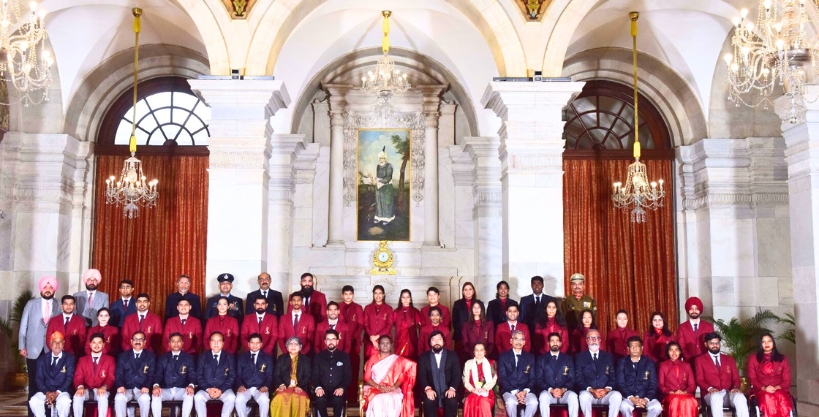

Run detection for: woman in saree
[[747, 333, 793, 417], [362, 335, 417, 417], [393, 289, 422, 360], [462, 342, 496, 417], [658, 342, 698, 417], [270, 336, 312, 417]]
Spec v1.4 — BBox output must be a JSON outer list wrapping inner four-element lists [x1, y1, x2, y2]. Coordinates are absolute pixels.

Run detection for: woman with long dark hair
[[393, 289, 422, 360], [533, 300, 569, 354], [364, 285, 393, 358], [644, 311, 675, 362], [452, 282, 484, 360], [607, 309, 639, 361], [462, 300, 494, 360], [747, 333, 793, 417], [570, 309, 603, 354], [486, 281, 515, 325], [658, 342, 698, 417]]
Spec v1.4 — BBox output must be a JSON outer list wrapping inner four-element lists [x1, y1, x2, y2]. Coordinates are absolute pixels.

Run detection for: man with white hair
[[575, 329, 623, 417], [371, 145, 395, 225], [74, 269, 110, 327]]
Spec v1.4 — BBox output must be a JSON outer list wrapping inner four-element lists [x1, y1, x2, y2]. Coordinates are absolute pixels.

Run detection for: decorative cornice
[[474, 191, 502, 207], [682, 192, 789, 210], [209, 151, 267, 170]]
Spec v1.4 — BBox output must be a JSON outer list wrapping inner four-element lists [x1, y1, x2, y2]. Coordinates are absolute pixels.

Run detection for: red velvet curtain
[[563, 158, 677, 337], [92, 155, 208, 317]]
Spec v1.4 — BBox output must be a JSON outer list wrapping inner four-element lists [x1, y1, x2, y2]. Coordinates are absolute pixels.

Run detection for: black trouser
[[313, 390, 346, 417], [27, 358, 38, 417], [422, 392, 458, 417]]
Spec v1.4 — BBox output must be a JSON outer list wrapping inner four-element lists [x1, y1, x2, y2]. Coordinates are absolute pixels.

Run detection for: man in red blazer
[[677, 297, 715, 360], [162, 299, 203, 354], [495, 302, 531, 355], [278, 292, 315, 355], [693, 333, 749, 417], [121, 294, 163, 353], [240, 297, 278, 355], [73, 333, 116, 417], [47, 295, 87, 357], [339, 285, 364, 405], [314, 302, 351, 354], [287, 273, 327, 324]]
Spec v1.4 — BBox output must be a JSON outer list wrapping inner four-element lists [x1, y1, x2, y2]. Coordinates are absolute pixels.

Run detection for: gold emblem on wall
[[221, 0, 256, 19], [371, 241, 397, 275], [519, 0, 552, 21]]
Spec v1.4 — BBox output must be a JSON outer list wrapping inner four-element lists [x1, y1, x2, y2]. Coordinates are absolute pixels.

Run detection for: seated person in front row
[[658, 342, 698, 417], [73, 333, 116, 417], [536, 332, 579, 417], [234, 333, 273, 417], [151, 333, 196, 417], [419, 331, 461, 417], [114, 331, 156, 417], [616, 336, 662, 417], [498, 329, 538, 417], [693, 332, 749, 417], [29, 332, 75, 417], [312, 330, 352, 417], [271, 336, 312, 417], [576, 329, 622, 417], [495, 302, 531, 356], [747, 333, 793, 417], [362, 335, 417, 417], [463, 342, 496, 417], [194, 332, 236, 417]]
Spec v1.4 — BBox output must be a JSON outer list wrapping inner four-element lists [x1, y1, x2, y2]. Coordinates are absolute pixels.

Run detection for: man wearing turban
[[371, 146, 395, 225], [20, 276, 62, 415], [74, 269, 110, 327], [676, 297, 714, 359], [29, 331, 75, 417]]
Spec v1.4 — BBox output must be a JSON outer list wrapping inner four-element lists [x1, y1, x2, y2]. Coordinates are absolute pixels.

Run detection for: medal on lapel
[[644, 371, 649, 380], [144, 365, 150, 374], [524, 365, 530, 374], [605, 366, 610, 375], [189, 332, 193, 339], [73, 329, 78, 335], [61, 366, 66, 373], [106, 336, 111, 343], [224, 367, 230, 376], [484, 331, 488, 339], [180, 366, 187, 374], [101, 370, 107, 378], [301, 328, 306, 334], [563, 366, 569, 376], [265, 327, 270, 335], [147, 326, 152, 334], [227, 329, 231, 337], [260, 364, 266, 372]]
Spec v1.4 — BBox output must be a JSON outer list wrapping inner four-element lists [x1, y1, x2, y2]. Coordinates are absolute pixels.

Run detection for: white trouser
[[704, 390, 750, 417], [539, 389, 579, 417], [503, 391, 538, 417], [235, 387, 271, 417], [114, 388, 150, 417], [29, 392, 71, 417], [619, 398, 663, 417], [194, 389, 236, 417], [73, 389, 109, 417], [579, 389, 623, 417], [151, 387, 194, 417]]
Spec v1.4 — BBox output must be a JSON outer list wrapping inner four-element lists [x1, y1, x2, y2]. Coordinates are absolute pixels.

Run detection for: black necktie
[[140, 315, 144, 323], [174, 355, 179, 361], [135, 352, 140, 359], [214, 354, 219, 365], [251, 353, 256, 365], [593, 353, 598, 362], [258, 316, 263, 325], [124, 299, 129, 309], [64, 316, 69, 326], [511, 324, 516, 332], [553, 355, 558, 361], [262, 291, 267, 298], [714, 355, 721, 368], [182, 318, 187, 326], [93, 356, 99, 371], [293, 314, 299, 328], [694, 323, 698, 332], [51, 356, 58, 368]]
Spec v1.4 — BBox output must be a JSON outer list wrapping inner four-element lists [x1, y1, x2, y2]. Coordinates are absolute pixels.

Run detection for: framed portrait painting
[[356, 128, 411, 241]]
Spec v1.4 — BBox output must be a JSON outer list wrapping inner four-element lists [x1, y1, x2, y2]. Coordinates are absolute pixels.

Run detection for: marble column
[[422, 87, 444, 247], [482, 81, 584, 297], [188, 79, 289, 296], [776, 90, 819, 414], [439, 102, 457, 147], [323, 84, 351, 247]]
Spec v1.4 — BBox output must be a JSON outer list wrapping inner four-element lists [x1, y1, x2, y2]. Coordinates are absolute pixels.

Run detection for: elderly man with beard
[[576, 329, 622, 417], [370, 146, 395, 225], [20, 276, 62, 415], [74, 269, 110, 327], [288, 272, 327, 324], [676, 297, 714, 359], [693, 333, 749, 417], [418, 331, 461, 417]]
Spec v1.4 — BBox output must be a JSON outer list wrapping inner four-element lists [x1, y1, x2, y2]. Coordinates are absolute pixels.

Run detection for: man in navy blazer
[[245, 272, 284, 318], [518, 276, 557, 330], [575, 329, 622, 417], [151, 333, 197, 417], [29, 331, 75, 417], [498, 329, 538, 417], [536, 332, 579, 417], [109, 279, 137, 328], [616, 336, 662, 417], [194, 332, 237, 417], [235, 333, 273, 417], [114, 331, 157, 417]]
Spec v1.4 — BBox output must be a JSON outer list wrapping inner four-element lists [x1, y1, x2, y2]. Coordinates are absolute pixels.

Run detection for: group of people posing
[[17, 271, 793, 417]]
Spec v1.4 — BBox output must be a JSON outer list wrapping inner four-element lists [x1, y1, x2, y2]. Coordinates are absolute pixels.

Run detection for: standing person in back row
[[205, 274, 244, 324], [420, 287, 451, 328], [676, 297, 714, 360], [519, 276, 557, 332], [292, 272, 327, 324], [561, 273, 597, 331], [486, 281, 516, 326], [74, 269, 110, 327], [20, 276, 62, 416], [339, 285, 364, 405], [245, 272, 284, 318], [165, 275, 202, 320]]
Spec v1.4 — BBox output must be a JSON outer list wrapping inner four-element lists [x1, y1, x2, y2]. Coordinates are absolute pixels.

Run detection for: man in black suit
[[518, 276, 557, 330], [616, 336, 661, 417], [204, 274, 244, 324], [28, 331, 75, 417], [498, 329, 538, 417], [536, 332, 578, 417], [312, 330, 352, 417], [418, 331, 461, 417], [109, 279, 137, 328], [245, 272, 284, 318], [165, 275, 203, 320], [194, 332, 237, 417], [576, 329, 622, 417], [235, 333, 274, 417], [114, 331, 157, 417], [151, 333, 196, 417]]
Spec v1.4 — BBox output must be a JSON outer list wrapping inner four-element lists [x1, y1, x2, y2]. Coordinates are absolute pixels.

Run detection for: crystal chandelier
[[611, 12, 665, 223], [361, 11, 410, 99], [0, 0, 53, 106], [723, 0, 819, 124], [105, 8, 158, 219]]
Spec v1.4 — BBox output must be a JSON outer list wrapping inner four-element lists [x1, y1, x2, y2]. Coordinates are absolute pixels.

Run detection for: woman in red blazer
[[606, 309, 639, 361], [644, 311, 675, 362], [393, 289, 422, 360], [747, 333, 792, 417], [533, 300, 569, 354], [658, 342, 698, 417]]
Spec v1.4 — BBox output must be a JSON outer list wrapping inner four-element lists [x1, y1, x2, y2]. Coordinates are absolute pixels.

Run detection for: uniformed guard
[[204, 273, 245, 324], [561, 273, 598, 331], [311, 329, 352, 417]]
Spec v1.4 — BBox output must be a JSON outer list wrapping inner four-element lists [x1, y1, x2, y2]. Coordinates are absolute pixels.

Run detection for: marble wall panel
[[709, 216, 756, 277], [757, 217, 792, 277]]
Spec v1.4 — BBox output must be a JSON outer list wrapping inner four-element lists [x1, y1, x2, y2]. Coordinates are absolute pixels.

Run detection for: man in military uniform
[[311, 330, 351, 417], [204, 274, 245, 324], [562, 273, 597, 331]]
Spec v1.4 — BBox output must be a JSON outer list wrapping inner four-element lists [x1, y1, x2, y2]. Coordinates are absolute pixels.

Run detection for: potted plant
[[1, 289, 34, 390], [706, 309, 778, 393], [776, 312, 795, 345]]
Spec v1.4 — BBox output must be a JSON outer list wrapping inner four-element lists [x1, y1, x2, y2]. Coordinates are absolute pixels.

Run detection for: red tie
[[293, 314, 299, 329]]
